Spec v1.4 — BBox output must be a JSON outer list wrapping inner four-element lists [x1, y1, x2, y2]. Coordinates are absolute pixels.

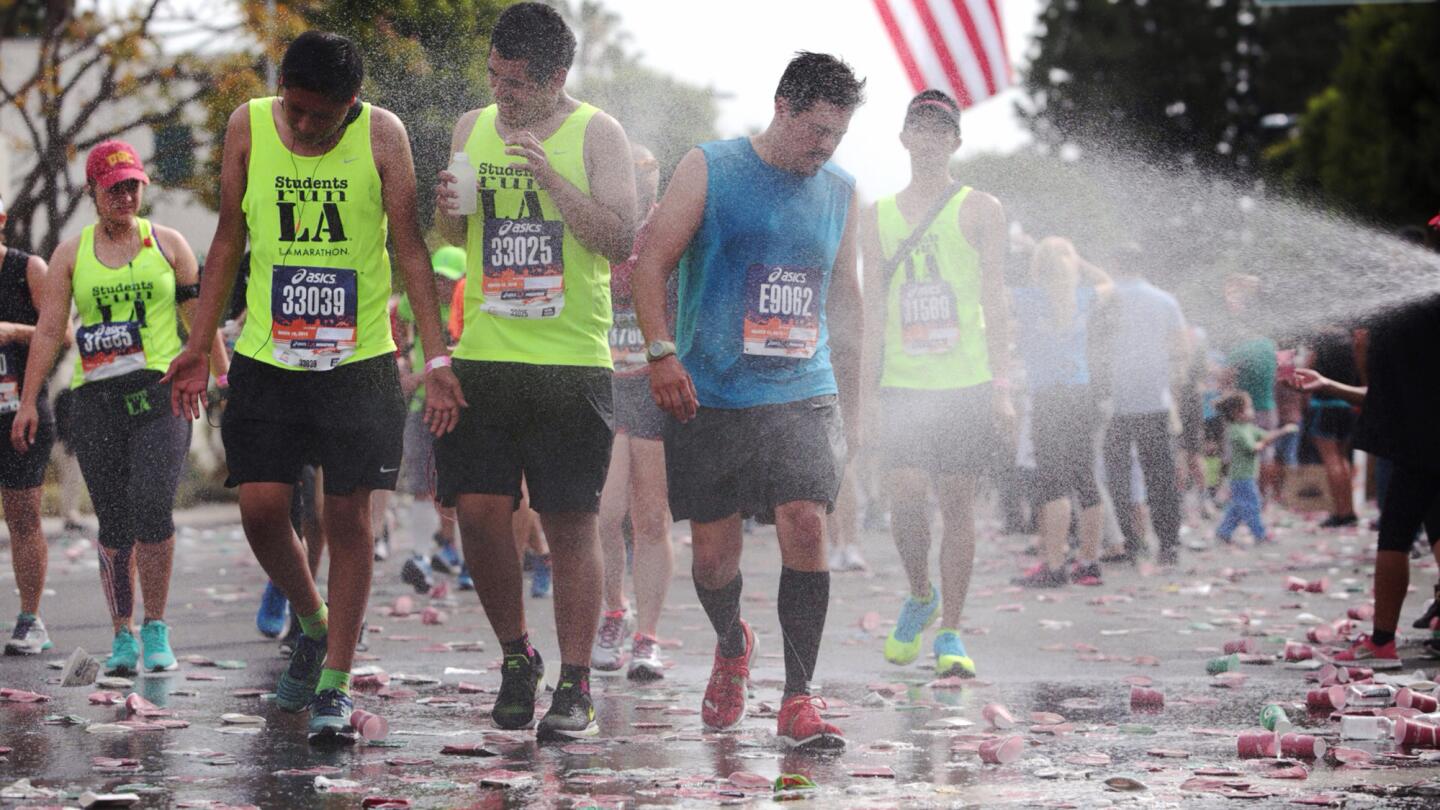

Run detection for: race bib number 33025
[[481, 218, 565, 319], [270, 264, 358, 371], [743, 264, 820, 359]]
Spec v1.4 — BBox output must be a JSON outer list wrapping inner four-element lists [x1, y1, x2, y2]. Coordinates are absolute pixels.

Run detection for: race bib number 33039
[[270, 264, 358, 371], [743, 264, 820, 359], [481, 218, 565, 319]]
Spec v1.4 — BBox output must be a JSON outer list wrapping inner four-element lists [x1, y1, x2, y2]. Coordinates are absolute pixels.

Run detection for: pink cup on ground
[[1393, 717, 1440, 748], [1237, 730, 1279, 758], [1306, 625, 1335, 645], [1130, 685, 1164, 710], [1279, 732, 1326, 759], [1283, 641, 1313, 662], [1398, 688, 1439, 713], [981, 703, 1015, 729], [1223, 639, 1253, 655], [349, 708, 389, 741], [978, 735, 1024, 764], [1306, 688, 1336, 711]]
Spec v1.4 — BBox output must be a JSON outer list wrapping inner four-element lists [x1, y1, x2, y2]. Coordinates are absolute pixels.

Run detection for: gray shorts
[[664, 395, 845, 525], [398, 408, 435, 496]]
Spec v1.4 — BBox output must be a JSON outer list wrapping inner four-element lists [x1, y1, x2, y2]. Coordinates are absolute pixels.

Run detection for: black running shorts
[[0, 414, 53, 490], [222, 353, 406, 496]]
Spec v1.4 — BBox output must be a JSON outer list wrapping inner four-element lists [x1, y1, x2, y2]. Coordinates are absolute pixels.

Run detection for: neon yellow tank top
[[236, 98, 396, 371], [70, 219, 182, 388], [454, 103, 612, 368], [876, 188, 992, 390]]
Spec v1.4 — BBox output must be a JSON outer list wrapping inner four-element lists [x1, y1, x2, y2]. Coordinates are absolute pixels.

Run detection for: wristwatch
[[645, 340, 677, 363]]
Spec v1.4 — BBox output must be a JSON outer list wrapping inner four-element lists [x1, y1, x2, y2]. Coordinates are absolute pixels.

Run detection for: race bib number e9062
[[77, 320, 147, 382], [270, 264, 358, 371], [742, 264, 820, 359], [481, 218, 565, 319], [899, 279, 960, 355]]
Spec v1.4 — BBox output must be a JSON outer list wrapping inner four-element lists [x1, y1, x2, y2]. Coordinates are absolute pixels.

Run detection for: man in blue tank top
[[632, 52, 865, 750]]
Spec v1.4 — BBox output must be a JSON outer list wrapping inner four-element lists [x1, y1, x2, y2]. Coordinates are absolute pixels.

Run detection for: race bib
[[77, 321, 147, 382], [609, 309, 647, 373], [0, 347, 18, 414], [899, 279, 960, 356], [742, 264, 820, 359], [271, 264, 358, 371], [481, 218, 565, 319]]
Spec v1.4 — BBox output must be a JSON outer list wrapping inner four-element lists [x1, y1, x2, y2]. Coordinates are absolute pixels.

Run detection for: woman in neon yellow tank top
[[11, 141, 230, 678]]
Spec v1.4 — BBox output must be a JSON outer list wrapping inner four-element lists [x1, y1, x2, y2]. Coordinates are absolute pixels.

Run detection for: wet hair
[[1215, 391, 1252, 423], [905, 89, 960, 133], [492, 2, 576, 83], [775, 51, 866, 113], [280, 31, 364, 102]]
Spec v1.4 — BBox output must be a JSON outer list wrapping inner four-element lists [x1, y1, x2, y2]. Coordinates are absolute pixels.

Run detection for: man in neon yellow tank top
[[432, 2, 637, 743], [860, 91, 1015, 680], [165, 31, 464, 745]]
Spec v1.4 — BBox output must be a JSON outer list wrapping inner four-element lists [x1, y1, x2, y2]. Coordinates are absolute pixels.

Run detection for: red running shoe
[[701, 619, 755, 731], [1332, 634, 1402, 670], [776, 694, 846, 750]]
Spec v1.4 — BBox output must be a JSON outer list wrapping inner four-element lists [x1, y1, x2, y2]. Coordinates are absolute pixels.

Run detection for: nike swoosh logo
[[380, 466, 399, 473], [343, 157, 359, 164]]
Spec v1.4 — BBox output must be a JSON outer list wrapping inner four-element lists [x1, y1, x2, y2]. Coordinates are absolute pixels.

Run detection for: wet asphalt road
[[3, 503, 1440, 808]]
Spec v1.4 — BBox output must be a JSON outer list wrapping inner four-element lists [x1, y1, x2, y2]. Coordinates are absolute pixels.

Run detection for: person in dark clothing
[[1303, 325, 1363, 527]]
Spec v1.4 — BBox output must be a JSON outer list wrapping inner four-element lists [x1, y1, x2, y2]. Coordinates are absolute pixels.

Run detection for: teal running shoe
[[256, 581, 289, 638], [275, 632, 327, 712], [934, 628, 976, 678], [105, 628, 139, 676], [140, 619, 178, 672], [884, 586, 939, 665], [307, 688, 356, 745]]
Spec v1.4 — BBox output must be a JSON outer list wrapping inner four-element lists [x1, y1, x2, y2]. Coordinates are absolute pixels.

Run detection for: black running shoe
[[1413, 589, 1440, 629], [537, 677, 598, 742], [1319, 514, 1359, 529], [492, 648, 544, 730]]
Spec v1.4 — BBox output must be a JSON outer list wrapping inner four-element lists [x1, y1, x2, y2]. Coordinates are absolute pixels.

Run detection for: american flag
[[871, 0, 1013, 109]]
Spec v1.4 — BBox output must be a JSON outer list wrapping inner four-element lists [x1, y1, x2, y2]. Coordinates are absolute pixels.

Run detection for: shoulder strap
[[882, 182, 966, 283]]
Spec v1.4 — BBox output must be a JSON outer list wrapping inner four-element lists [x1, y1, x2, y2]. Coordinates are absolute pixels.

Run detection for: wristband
[[424, 355, 453, 373], [216, 374, 229, 389]]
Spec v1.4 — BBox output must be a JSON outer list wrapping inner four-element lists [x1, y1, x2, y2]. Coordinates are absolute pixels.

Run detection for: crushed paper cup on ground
[[978, 736, 1025, 764], [981, 703, 1015, 729]]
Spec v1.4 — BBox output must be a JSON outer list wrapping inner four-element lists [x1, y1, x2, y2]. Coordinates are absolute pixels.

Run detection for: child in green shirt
[[1216, 391, 1297, 544]]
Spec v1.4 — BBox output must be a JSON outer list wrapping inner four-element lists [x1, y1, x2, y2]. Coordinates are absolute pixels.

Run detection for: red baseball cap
[[86, 141, 150, 189]]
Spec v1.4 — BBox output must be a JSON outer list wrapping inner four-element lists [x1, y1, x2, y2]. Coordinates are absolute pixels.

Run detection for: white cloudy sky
[[601, 0, 1044, 198]]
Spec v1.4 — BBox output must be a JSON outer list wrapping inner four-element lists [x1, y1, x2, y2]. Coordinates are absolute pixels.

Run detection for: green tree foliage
[[1268, 5, 1440, 228], [1023, 0, 1347, 174]]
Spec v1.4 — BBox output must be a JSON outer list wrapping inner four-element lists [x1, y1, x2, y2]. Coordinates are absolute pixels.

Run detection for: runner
[[11, 141, 228, 673], [860, 91, 1014, 672], [163, 31, 464, 743], [633, 52, 866, 749], [0, 194, 57, 655], [592, 143, 673, 681], [432, 2, 637, 742]]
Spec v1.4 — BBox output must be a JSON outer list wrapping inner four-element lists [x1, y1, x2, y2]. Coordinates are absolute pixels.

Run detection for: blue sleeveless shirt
[[676, 138, 854, 408]]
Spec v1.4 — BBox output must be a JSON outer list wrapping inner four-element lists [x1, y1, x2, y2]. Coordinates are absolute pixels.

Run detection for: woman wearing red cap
[[10, 140, 229, 675]]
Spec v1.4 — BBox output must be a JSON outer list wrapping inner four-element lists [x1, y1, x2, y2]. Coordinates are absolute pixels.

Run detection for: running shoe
[[431, 540, 462, 575], [1412, 591, 1440, 629], [307, 688, 357, 745], [884, 587, 939, 665], [628, 633, 665, 682], [256, 581, 289, 639], [842, 545, 868, 571], [140, 619, 178, 672], [701, 619, 755, 731], [530, 555, 552, 598], [536, 676, 598, 742], [275, 632, 328, 712], [1012, 563, 1068, 589], [105, 628, 139, 676], [400, 554, 434, 594], [1332, 635, 1402, 669], [457, 565, 474, 591], [933, 629, 976, 678], [5, 613, 52, 655], [373, 530, 391, 562], [492, 647, 545, 730], [591, 608, 633, 672], [1070, 562, 1103, 587], [1319, 514, 1359, 529], [776, 694, 845, 750]]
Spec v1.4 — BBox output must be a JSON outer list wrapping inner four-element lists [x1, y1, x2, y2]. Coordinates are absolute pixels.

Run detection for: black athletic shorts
[[434, 359, 614, 513], [664, 394, 845, 525], [877, 384, 997, 475], [1308, 405, 1356, 443], [0, 413, 54, 490], [222, 353, 406, 496], [613, 373, 666, 441]]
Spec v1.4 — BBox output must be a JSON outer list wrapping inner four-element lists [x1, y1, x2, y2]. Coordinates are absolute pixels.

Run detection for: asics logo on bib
[[767, 267, 809, 285], [496, 220, 545, 237], [81, 323, 136, 353], [291, 268, 338, 285]]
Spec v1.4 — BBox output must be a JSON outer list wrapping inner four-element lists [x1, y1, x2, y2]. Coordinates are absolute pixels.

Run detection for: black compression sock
[[695, 572, 746, 658], [501, 633, 534, 658], [1371, 629, 1396, 647], [559, 663, 590, 692], [778, 567, 830, 697]]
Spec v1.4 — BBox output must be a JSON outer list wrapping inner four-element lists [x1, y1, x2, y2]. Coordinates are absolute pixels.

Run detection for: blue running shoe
[[275, 632, 327, 712], [307, 688, 356, 745], [933, 628, 976, 678], [105, 628, 139, 676], [457, 565, 474, 591], [256, 581, 289, 639], [884, 585, 939, 666], [530, 555, 552, 599], [140, 619, 178, 672], [431, 541, 462, 575]]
